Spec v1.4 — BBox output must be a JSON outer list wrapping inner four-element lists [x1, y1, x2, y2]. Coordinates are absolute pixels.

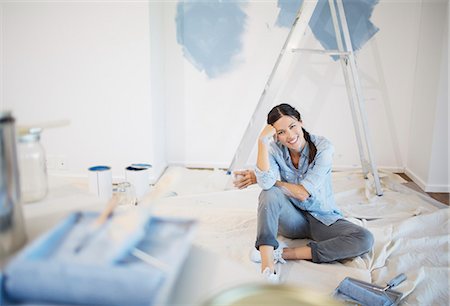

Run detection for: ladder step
[[291, 48, 350, 56]]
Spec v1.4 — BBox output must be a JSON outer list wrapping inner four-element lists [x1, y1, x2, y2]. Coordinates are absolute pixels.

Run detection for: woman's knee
[[258, 187, 285, 211], [355, 228, 374, 254]]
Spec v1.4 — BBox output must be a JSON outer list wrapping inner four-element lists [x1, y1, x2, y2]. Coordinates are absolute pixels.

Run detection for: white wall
[[148, 2, 167, 181], [406, 0, 449, 192], [164, 0, 448, 190], [164, 2, 291, 168], [1, 0, 167, 182], [1, 0, 447, 191]]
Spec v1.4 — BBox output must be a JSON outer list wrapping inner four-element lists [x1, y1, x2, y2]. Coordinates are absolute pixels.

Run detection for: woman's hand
[[259, 124, 276, 144], [233, 170, 257, 189]]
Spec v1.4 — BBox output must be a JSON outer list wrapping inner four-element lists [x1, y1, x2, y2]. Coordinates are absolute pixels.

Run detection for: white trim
[[168, 161, 229, 170], [424, 185, 450, 193], [332, 166, 405, 173], [404, 167, 427, 191], [48, 165, 167, 185], [170, 162, 407, 174], [405, 167, 450, 193]]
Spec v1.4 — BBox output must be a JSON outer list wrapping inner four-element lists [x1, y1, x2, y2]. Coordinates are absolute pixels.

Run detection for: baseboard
[[149, 163, 168, 184], [169, 162, 407, 174], [424, 184, 450, 193], [48, 163, 168, 185], [405, 168, 450, 193], [169, 161, 230, 170], [332, 165, 405, 173], [404, 168, 427, 191]]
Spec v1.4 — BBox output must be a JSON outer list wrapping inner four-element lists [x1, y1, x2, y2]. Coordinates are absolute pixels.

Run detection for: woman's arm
[[275, 181, 310, 201], [275, 138, 334, 201], [253, 125, 280, 190], [256, 125, 276, 171]]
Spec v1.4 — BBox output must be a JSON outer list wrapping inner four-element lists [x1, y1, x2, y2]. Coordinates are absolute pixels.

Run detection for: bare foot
[[281, 247, 298, 260], [282, 246, 312, 260]]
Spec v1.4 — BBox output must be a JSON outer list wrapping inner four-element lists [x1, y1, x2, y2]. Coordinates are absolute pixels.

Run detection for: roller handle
[[385, 273, 407, 290]]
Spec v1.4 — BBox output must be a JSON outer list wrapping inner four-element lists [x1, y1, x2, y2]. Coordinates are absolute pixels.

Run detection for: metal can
[[0, 111, 27, 260], [202, 283, 344, 306]]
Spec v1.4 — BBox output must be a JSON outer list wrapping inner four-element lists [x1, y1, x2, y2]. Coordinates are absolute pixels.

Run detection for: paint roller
[[335, 273, 407, 306]]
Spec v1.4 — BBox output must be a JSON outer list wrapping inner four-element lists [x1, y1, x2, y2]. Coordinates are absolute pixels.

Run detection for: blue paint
[[126, 164, 152, 171], [275, 0, 304, 28], [276, 0, 379, 57], [88, 166, 110, 171], [176, 0, 247, 78], [175, 0, 378, 76]]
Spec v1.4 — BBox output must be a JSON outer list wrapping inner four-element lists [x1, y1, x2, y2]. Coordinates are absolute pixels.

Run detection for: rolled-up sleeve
[[254, 153, 280, 190], [300, 140, 334, 197]]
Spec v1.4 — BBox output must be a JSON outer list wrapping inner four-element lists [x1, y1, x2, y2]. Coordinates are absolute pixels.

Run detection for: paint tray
[[334, 277, 403, 306], [0, 211, 197, 306]]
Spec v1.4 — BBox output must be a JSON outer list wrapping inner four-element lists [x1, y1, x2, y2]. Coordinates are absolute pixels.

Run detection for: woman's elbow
[[258, 180, 276, 190]]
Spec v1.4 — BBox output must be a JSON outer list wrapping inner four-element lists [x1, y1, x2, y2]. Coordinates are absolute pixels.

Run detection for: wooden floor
[[396, 173, 449, 206]]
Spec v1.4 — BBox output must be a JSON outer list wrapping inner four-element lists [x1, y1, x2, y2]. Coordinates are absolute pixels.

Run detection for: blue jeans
[[255, 187, 374, 263]]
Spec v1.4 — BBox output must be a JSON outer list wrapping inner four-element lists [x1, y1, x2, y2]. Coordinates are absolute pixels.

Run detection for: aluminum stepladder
[[227, 0, 383, 196]]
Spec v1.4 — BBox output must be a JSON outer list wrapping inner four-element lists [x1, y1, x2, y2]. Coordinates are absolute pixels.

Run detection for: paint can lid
[[88, 165, 111, 171], [126, 163, 152, 171], [19, 128, 42, 143], [0, 111, 14, 123]]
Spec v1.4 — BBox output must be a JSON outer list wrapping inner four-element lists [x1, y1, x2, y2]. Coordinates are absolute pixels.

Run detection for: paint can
[[125, 163, 152, 202], [88, 165, 113, 200], [202, 284, 344, 306]]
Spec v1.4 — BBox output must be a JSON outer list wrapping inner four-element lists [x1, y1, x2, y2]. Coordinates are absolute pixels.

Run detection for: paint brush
[[74, 167, 181, 257], [74, 194, 120, 253]]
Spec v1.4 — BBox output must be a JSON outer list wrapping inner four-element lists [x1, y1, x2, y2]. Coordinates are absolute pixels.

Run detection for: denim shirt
[[254, 134, 342, 226]]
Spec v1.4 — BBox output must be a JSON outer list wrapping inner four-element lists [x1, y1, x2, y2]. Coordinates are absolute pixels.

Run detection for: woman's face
[[272, 115, 304, 151]]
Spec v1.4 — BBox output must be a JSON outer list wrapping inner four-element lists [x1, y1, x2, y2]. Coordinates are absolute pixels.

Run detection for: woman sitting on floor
[[233, 103, 374, 283]]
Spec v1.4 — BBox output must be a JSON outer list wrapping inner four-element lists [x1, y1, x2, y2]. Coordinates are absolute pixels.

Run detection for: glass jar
[[113, 181, 136, 206], [18, 129, 48, 203]]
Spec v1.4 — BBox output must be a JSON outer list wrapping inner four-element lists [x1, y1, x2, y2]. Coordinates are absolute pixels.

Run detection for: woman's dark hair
[[267, 103, 317, 164]]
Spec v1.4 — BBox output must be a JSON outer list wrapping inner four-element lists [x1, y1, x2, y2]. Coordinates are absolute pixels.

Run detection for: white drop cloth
[[149, 168, 449, 305]]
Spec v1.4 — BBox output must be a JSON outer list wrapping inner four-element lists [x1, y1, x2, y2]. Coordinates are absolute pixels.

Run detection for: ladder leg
[[334, 0, 383, 195], [327, 0, 370, 179]]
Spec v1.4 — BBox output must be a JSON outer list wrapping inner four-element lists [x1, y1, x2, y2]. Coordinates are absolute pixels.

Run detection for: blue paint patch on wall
[[275, 0, 304, 27], [176, 0, 247, 78], [276, 0, 379, 57]]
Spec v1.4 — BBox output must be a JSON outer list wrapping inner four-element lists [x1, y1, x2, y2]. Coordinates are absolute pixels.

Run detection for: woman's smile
[[287, 136, 299, 145], [272, 116, 305, 151]]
